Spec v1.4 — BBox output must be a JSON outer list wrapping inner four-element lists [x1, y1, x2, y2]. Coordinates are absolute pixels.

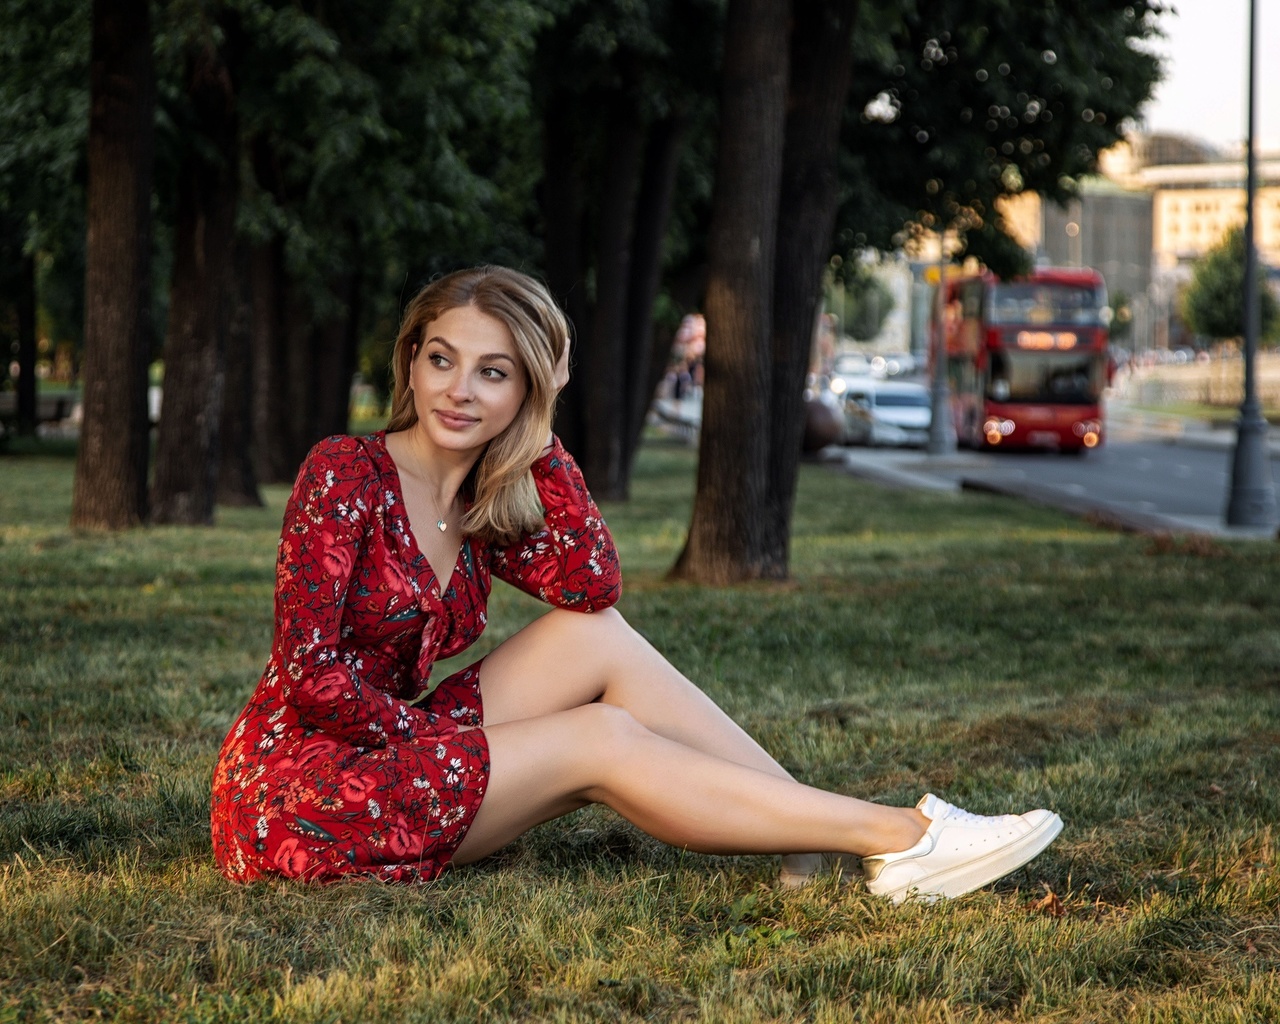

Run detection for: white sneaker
[[862, 794, 1063, 904]]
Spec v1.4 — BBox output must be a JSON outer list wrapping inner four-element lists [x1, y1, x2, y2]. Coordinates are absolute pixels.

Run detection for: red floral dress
[[210, 432, 621, 883]]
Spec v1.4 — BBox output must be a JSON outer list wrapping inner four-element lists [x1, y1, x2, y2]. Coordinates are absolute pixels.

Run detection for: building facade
[[1000, 133, 1280, 350]]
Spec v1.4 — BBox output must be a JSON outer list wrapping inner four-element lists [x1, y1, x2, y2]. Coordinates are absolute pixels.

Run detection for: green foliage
[[0, 0, 90, 350], [840, 0, 1166, 273], [0, 0, 89, 242], [825, 254, 895, 342], [4, 440, 1280, 1020], [1109, 289, 1133, 343], [232, 0, 549, 296], [1182, 226, 1280, 343]]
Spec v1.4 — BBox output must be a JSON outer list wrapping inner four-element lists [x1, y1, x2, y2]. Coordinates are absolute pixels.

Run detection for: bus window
[[987, 350, 1105, 404], [989, 283, 1107, 327]]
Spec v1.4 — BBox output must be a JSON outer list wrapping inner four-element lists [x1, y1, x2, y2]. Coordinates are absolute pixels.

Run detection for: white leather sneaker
[[862, 794, 1063, 904]]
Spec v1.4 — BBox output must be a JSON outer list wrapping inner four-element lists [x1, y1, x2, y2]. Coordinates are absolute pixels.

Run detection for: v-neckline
[[373, 432, 465, 599]]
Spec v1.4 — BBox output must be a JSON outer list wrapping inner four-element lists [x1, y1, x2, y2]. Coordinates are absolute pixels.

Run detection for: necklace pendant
[[437, 518, 447, 532]]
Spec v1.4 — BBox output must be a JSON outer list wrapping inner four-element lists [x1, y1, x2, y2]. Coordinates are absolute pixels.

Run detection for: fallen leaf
[[1027, 887, 1065, 919]]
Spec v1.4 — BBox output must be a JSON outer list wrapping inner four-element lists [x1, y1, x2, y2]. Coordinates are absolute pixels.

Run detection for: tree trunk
[[71, 0, 155, 530], [671, 0, 790, 584], [151, 30, 240, 525], [312, 268, 360, 439], [542, 94, 589, 457], [623, 114, 688, 473], [283, 289, 316, 469], [250, 238, 296, 483], [216, 246, 261, 506], [582, 93, 645, 500], [760, 0, 860, 577], [16, 251, 37, 436]]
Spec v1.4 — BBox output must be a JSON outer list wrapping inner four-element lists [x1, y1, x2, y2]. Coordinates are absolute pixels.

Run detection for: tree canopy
[[1182, 226, 1279, 344], [839, 0, 1166, 276]]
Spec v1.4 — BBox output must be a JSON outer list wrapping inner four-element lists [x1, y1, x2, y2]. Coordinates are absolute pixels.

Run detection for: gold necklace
[[409, 435, 452, 532], [425, 482, 450, 533]]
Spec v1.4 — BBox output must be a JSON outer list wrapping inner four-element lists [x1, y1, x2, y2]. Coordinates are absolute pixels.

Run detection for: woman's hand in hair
[[552, 338, 571, 393], [543, 341, 571, 453]]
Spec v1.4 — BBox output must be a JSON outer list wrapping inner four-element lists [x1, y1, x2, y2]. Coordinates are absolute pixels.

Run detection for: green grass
[[1123, 398, 1280, 427], [2, 437, 1279, 1022]]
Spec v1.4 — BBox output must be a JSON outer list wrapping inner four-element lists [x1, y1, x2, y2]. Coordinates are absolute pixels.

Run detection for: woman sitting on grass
[[210, 265, 1062, 903]]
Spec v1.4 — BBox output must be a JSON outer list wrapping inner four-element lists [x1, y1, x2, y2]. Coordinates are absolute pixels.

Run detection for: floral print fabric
[[211, 432, 620, 882]]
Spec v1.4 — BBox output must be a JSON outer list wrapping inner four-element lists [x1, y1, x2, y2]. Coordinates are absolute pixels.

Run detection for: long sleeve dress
[[210, 432, 621, 883]]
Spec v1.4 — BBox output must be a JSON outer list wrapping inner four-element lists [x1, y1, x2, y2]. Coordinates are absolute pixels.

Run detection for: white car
[[832, 352, 874, 377], [841, 380, 932, 447]]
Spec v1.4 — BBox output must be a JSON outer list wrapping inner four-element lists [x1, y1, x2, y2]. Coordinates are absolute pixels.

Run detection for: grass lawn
[[2, 436, 1279, 1022]]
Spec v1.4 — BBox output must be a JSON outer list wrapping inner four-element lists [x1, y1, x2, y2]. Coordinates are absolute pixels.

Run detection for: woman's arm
[[273, 436, 433, 746], [489, 437, 622, 611]]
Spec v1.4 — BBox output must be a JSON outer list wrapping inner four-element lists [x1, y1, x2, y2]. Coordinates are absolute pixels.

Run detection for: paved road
[[838, 409, 1280, 539]]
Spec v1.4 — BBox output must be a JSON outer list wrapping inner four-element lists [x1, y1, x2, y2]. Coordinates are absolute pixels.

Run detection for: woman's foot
[[861, 794, 1062, 904], [777, 851, 861, 889]]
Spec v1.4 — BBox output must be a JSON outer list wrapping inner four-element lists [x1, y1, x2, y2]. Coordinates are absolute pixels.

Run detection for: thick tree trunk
[[250, 238, 295, 483], [542, 95, 589, 457], [312, 268, 360, 439], [71, 0, 155, 530], [582, 94, 644, 500], [760, 0, 860, 577], [671, 0, 790, 584], [216, 247, 261, 506], [151, 31, 240, 524], [623, 114, 688, 473], [283, 289, 316, 469], [16, 252, 37, 435]]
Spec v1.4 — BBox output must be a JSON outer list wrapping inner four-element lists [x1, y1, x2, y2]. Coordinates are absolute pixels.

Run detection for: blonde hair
[[385, 266, 568, 544]]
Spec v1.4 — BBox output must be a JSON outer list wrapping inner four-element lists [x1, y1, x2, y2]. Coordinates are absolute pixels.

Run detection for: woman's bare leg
[[450, 703, 927, 865], [480, 608, 794, 780], [477, 608, 834, 875]]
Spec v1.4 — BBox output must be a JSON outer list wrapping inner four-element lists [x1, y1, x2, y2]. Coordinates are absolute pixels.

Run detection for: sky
[[1138, 0, 1280, 154]]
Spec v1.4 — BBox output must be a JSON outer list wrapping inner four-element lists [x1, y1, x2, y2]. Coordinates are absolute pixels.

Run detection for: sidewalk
[[833, 404, 1280, 540]]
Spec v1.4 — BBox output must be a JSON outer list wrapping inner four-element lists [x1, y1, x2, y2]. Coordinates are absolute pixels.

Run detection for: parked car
[[842, 379, 932, 447], [832, 352, 874, 378], [875, 351, 919, 378]]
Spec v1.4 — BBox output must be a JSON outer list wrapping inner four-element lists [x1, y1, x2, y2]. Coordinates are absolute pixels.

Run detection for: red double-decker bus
[[939, 267, 1110, 453]]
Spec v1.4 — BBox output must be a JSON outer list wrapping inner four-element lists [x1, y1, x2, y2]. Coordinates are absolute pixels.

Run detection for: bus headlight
[[1072, 419, 1101, 447], [984, 417, 1015, 444]]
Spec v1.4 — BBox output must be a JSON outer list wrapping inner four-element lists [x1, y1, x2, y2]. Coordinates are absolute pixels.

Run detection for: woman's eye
[[428, 353, 449, 368], [481, 366, 509, 380]]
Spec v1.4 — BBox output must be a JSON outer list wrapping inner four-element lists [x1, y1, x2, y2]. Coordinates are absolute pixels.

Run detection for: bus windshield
[[986, 350, 1106, 405], [989, 282, 1107, 327]]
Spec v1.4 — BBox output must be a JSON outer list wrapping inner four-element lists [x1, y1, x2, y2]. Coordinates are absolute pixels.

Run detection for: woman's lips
[[434, 410, 479, 430]]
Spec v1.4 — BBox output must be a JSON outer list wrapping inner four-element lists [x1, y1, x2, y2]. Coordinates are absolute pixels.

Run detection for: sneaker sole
[[878, 812, 1064, 904]]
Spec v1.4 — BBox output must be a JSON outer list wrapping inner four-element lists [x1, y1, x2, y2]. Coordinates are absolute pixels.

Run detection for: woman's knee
[[567, 701, 649, 750], [534, 606, 639, 660], [542, 604, 629, 635]]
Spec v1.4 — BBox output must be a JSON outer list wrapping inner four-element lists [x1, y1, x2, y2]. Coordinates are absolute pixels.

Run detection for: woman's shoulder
[[295, 432, 392, 494], [303, 431, 387, 468]]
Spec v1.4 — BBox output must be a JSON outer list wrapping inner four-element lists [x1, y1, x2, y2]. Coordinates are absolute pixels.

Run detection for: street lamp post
[[1225, 0, 1277, 527], [927, 231, 956, 454]]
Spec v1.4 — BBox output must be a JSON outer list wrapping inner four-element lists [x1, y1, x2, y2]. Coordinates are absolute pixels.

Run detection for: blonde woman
[[210, 265, 1061, 902]]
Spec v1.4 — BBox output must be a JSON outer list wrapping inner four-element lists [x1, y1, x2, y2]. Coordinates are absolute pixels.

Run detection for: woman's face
[[408, 304, 529, 458]]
